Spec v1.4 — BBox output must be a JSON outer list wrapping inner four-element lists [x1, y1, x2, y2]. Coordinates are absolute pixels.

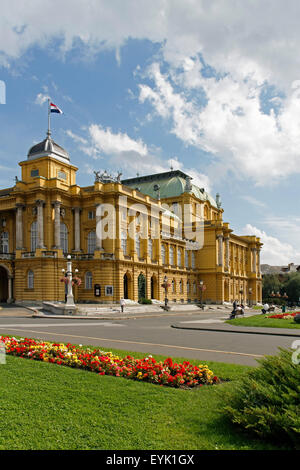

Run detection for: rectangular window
[[88, 211, 95, 220], [58, 170, 66, 180], [31, 169, 39, 177]]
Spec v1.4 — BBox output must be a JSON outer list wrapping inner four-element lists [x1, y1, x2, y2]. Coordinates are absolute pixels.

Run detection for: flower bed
[[267, 312, 299, 319], [0, 336, 219, 388]]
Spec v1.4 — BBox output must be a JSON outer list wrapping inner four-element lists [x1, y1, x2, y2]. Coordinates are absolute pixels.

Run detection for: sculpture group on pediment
[[93, 170, 122, 184]]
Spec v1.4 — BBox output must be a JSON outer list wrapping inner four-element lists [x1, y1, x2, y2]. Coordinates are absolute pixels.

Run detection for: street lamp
[[239, 288, 244, 305], [199, 280, 206, 309], [248, 287, 253, 307], [161, 275, 169, 308], [62, 255, 77, 307]]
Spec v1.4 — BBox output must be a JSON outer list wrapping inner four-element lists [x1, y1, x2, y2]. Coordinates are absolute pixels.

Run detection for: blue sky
[[1, 0, 300, 265]]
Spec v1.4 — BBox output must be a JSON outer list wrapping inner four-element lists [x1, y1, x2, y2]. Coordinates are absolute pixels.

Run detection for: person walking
[[120, 298, 125, 313], [262, 302, 269, 314]]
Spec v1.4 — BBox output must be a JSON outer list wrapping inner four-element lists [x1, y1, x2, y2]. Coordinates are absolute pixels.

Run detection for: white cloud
[[138, 61, 300, 186], [241, 196, 267, 209], [89, 124, 148, 156], [35, 92, 50, 105], [0, 1, 300, 90], [5, 1, 300, 187], [242, 224, 300, 265], [66, 124, 212, 191]]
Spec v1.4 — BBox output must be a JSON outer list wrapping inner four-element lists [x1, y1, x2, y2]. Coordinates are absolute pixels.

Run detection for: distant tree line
[[262, 272, 300, 305]]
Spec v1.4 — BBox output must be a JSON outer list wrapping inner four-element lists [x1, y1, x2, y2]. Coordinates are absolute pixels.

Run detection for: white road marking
[[0, 326, 263, 358], [0, 322, 125, 328], [180, 319, 224, 324]]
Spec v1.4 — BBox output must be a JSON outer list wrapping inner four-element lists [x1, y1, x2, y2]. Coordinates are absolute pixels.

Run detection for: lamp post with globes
[[161, 275, 169, 309], [62, 255, 78, 307], [199, 280, 206, 309]]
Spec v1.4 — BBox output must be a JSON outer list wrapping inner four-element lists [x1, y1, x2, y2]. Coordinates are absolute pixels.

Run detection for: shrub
[[222, 348, 300, 449], [139, 298, 152, 304]]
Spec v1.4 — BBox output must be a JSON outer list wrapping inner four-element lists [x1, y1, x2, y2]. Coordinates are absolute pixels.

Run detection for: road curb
[[171, 323, 300, 337], [30, 310, 204, 321]]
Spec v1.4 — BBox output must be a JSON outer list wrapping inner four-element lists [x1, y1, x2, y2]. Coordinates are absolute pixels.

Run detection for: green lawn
[[226, 314, 300, 329], [0, 342, 288, 450]]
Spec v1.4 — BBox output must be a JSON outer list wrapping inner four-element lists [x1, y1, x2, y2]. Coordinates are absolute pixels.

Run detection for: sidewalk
[[171, 320, 300, 337], [28, 303, 209, 320]]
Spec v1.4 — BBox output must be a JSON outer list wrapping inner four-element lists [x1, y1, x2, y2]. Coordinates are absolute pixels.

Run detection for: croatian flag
[[50, 102, 63, 114]]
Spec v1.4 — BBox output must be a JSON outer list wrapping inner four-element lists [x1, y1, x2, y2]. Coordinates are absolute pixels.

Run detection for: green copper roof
[[122, 170, 216, 206]]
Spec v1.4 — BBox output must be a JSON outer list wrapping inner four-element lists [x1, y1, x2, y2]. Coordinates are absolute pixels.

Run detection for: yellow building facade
[[0, 131, 262, 305]]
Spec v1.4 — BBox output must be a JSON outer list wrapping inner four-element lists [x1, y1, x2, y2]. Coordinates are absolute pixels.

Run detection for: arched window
[[193, 281, 197, 294], [0, 232, 9, 253], [28, 270, 34, 289], [87, 231, 96, 253], [169, 246, 174, 265], [172, 279, 175, 293], [31, 221, 37, 252], [85, 271, 93, 289], [60, 223, 68, 254], [187, 280, 190, 294], [179, 279, 183, 294], [161, 244, 166, 264], [121, 230, 127, 254]]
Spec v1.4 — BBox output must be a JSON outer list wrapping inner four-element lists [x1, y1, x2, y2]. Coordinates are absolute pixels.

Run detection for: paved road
[[0, 305, 297, 366]]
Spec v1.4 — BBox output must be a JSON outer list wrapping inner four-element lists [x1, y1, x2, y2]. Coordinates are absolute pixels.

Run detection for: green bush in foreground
[[222, 348, 300, 449]]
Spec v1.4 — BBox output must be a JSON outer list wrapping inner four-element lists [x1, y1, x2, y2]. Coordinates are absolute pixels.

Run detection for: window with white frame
[[177, 248, 182, 267], [28, 270, 34, 289], [179, 279, 183, 294], [161, 244, 166, 264], [185, 250, 189, 268], [148, 238, 153, 259], [169, 246, 174, 265], [85, 271, 93, 289], [193, 281, 197, 294], [135, 233, 141, 257], [60, 223, 68, 253], [0, 232, 9, 253], [191, 251, 196, 268], [121, 230, 127, 254], [87, 230, 96, 253], [31, 221, 37, 252]]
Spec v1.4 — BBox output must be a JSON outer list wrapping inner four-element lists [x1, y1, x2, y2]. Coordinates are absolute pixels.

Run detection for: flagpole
[[47, 98, 51, 137]]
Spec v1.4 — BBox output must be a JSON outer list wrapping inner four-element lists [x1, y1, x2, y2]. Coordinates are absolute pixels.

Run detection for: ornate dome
[[27, 133, 70, 163]]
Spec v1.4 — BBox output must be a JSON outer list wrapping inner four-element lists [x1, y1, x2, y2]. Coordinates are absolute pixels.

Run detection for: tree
[[262, 274, 282, 301], [283, 273, 300, 304]]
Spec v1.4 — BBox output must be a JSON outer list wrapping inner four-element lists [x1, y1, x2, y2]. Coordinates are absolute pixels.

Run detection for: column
[[95, 203, 103, 250], [53, 201, 61, 248], [252, 248, 257, 273], [15, 204, 24, 250], [224, 236, 229, 270], [73, 207, 81, 251], [36, 200, 45, 249], [217, 234, 223, 267], [7, 275, 13, 303]]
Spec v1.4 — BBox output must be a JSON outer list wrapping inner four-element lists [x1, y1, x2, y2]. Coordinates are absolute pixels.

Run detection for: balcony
[[0, 252, 15, 260], [21, 252, 35, 258]]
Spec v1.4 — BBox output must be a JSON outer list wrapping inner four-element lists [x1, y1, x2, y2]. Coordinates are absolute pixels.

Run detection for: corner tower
[[18, 131, 77, 187]]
